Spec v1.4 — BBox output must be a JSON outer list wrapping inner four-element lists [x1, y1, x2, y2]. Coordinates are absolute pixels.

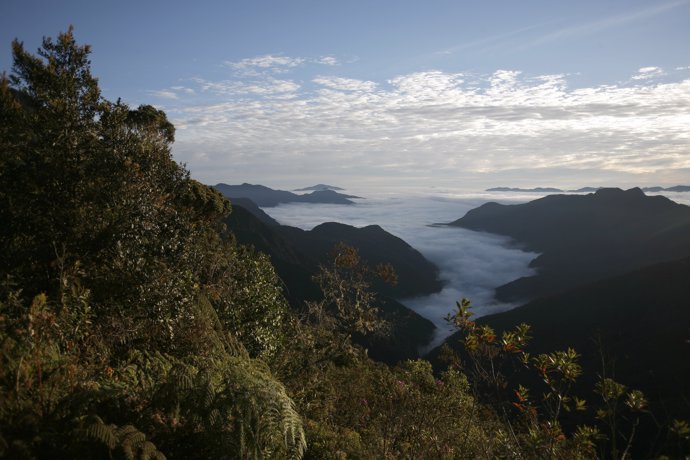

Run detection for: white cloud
[[225, 54, 306, 75], [147, 86, 197, 100], [316, 56, 339, 66], [263, 195, 540, 346], [147, 90, 178, 100], [164, 65, 690, 189], [313, 76, 376, 92], [194, 77, 299, 96], [632, 66, 666, 80], [170, 86, 196, 95]]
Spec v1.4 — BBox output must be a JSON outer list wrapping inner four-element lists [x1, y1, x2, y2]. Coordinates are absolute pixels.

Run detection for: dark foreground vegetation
[[1, 29, 688, 458]]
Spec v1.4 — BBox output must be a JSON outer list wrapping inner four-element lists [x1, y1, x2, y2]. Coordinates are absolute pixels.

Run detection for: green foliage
[[443, 298, 690, 459], [444, 298, 531, 406], [309, 243, 391, 337], [0, 28, 299, 459], [82, 415, 166, 460], [594, 378, 649, 459], [114, 350, 306, 459]]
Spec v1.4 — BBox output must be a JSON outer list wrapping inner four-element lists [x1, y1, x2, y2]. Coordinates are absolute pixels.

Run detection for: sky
[[2, 0, 690, 192]]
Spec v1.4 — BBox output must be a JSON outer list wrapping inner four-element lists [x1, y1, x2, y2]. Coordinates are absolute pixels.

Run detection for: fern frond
[[168, 363, 196, 392], [82, 415, 166, 460], [223, 356, 307, 459], [85, 415, 118, 450]]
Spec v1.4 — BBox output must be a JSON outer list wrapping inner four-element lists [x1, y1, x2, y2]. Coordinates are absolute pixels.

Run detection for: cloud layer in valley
[[263, 194, 539, 346], [153, 57, 690, 190]]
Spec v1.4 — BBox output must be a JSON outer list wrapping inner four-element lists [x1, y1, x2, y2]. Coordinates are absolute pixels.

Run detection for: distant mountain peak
[[487, 185, 690, 193], [294, 184, 344, 192], [213, 182, 358, 207]]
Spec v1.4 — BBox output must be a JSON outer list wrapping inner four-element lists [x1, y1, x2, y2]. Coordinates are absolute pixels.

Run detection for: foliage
[[308, 242, 393, 337], [444, 298, 690, 459], [0, 27, 300, 459]]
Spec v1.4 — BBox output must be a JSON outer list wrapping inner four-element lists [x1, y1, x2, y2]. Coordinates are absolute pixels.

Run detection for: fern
[[83, 415, 166, 460], [138, 351, 306, 459], [85, 415, 118, 449], [223, 357, 307, 459]]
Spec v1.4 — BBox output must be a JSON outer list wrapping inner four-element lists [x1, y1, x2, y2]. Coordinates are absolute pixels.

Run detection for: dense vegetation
[[1, 29, 688, 459]]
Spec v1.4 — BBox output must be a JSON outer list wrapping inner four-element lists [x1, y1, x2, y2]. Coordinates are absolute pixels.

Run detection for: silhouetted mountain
[[228, 197, 281, 226], [478, 256, 690, 418], [486, 185, 690, 193], [282, 222, 443, 298], [225, 202, 441, 362], [449, 188, 690, 302], [294, 184, 344, 191], [568, 187, 602, 192], [486, 187, 563, 193], [214, 183, 360, 207], [300, 189, 362, 203], [429, 256, 690, 448], [667, 185, 690, 192]]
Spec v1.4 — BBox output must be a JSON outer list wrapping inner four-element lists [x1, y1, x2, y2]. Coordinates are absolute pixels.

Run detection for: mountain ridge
[[449, 187, 690, 302], [214, 182, 361, 207], [293, 184, 345, 192], [486, 185, 690, 193]]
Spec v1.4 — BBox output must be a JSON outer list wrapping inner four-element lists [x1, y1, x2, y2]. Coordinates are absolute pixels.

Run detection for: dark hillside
[[284, 222, 443, 299], [467, 256, 690, 418], [225, 203, 440, 362], [450, 187, 690, 301]]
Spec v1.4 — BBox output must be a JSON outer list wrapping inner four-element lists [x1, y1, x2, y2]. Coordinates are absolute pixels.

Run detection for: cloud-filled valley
[[261, 194, 539, 345]]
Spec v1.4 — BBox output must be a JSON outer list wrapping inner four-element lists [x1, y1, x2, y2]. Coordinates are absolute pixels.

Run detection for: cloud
[[316, 56, 339, 66], [436, 24, 546, 55], [224, 54, 342, 76], [147, 90, 178, 100], [526, 0, 690, 48], [194, 77, 300, 97], [147, 86, 196, 100], [170, 86, 196, 95], [225, 54, 306, 75], [631, 66, 666, 80], [160, 63, 690, 189], [313, 76, 377, 92]]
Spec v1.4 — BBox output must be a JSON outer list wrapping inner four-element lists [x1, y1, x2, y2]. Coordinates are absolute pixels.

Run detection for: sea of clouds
[[261, 189, 690, 347], [262, 191, 542, 347]]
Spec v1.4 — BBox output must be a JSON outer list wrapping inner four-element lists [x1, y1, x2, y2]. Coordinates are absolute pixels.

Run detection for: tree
[[0, 28, 303, 458], [0, 27, 290, 357]]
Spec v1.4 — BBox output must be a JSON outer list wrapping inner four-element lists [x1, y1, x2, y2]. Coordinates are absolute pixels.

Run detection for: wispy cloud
[[225, 54, 306, 75], [316, 56, 339, 66], [631, 66, 666, 81], [194, 77, 300, 97], [147, 89, 178, 100], [224, 54, 343, 76], [313, 76, 377, 92], [527, 0, 690, 48], [147, 86, 196, 100], [435, 24, 546, 55]]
